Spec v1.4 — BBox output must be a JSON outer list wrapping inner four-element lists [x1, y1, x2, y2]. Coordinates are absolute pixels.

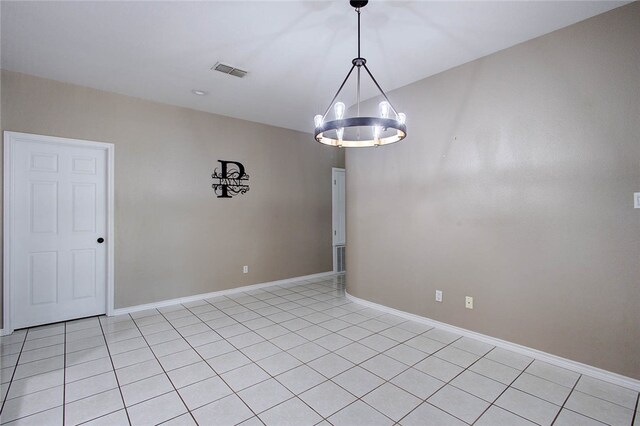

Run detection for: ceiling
[[1, 1, 626, 133]]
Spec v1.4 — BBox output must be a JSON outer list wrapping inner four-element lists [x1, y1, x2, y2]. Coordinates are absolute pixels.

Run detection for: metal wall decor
[[212, 160, 249, 198]]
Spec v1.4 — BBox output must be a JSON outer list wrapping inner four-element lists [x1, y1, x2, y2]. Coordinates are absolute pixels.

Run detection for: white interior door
[[6, 132, 110, 329], [332, 168, 346, 246]]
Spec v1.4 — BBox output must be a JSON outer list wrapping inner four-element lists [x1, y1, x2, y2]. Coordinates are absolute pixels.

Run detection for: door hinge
[[334, 230, 337, 235]]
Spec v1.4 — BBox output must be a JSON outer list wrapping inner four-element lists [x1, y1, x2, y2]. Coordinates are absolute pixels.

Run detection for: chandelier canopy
[[314, 0, 407, 148]]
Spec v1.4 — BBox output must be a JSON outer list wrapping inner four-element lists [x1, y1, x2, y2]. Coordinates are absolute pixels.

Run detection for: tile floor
[[0, 275, 638, 425]]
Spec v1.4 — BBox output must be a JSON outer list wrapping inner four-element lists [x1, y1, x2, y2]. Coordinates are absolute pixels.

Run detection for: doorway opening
[[332, 168, 345, 273]]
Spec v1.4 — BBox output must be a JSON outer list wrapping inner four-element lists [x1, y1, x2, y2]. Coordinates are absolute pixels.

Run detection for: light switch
[[635, 193, 640, 209]]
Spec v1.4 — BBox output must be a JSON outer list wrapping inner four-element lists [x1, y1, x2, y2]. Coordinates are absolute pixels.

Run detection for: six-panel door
[[12, 137, 107, 329]]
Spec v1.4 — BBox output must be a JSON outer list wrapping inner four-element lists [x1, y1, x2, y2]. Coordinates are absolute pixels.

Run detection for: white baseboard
[[112, 271, 336, 316], [345, 291, 640, 392]]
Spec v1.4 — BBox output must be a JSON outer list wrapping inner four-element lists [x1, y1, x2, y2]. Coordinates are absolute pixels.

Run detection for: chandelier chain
[[357, 7, 361, 58]]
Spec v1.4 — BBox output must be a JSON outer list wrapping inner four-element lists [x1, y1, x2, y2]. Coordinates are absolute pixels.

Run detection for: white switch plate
[[435, 290, 443, 302], [243, 265, 249, 274], [465, 296, 474, 309], [635, 193, 640, 209]]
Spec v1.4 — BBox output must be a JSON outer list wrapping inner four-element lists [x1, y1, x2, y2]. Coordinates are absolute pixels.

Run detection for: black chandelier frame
[[314, 0, 407, 148]]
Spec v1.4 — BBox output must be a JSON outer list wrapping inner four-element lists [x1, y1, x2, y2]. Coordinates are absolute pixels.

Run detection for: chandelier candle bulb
[[379, 101, 390, 118], [397, 113, 406, 136], [313, 0, 407, 148], [373, 126, 381, 142]]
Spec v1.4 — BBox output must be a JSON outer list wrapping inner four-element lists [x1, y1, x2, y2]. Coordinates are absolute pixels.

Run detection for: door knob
[[97, 238, 104, 244]]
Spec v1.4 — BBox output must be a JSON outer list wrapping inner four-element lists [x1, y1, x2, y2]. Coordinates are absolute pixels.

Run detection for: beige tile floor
[[0, 275, 638, 425]]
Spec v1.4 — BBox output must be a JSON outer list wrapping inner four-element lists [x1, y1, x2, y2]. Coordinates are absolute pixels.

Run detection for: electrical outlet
[[435, 290, 443, 302], [635, 192, 640, 209], [465, 296, 474, 309], [243, 265, 249, 274]]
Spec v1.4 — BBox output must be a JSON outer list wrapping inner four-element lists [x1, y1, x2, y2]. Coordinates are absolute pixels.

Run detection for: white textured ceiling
[[1, 1, 626, 133]]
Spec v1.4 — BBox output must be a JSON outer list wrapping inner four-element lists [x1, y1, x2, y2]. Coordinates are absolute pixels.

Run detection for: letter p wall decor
[[212, 160, 250, 198]]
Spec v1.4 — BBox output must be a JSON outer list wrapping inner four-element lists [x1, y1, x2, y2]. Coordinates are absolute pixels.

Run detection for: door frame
[[3, 131, 115, 335], [332, 167, 345, 272]]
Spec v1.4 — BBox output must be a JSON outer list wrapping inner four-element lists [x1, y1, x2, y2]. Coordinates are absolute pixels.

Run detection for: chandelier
[[314, 0, 406, 148]]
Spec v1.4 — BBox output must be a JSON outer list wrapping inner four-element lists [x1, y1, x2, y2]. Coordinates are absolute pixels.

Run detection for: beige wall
[[1, 70, 344, 327], [346, 3, 640, 379]]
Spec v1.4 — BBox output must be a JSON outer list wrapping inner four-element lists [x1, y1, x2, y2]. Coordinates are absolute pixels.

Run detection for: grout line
[[178, 298, 296, 422], [14, 284, 390, 424], [142, 279, 639, 424], [264, 311, 364, 421], [0, 329, 29, 416], [64, 387, 129, 425], [550, 374, 582, 425], [5, 281, 343, 423], [183, 284, 348, 422], [9, 337, 111, 385], [631, 392, 639, 426], [62, 322, 67, 425], [335, 327, 548, 424], [155, 411, 193, 425], [214, 280, 410, 422], [66, 387, 123, 405], [320, 344, 445, 422], [0, 405, 64, 425], [98, 316, 133, 425], [469, 357, 536, 425], [273, 297, 500, 424], [395, 336, 484, 425], [75, 408, 126, 426], [127, 315, 200, 426], [156, 308, 268, 425], [3, 277, 633, 426]]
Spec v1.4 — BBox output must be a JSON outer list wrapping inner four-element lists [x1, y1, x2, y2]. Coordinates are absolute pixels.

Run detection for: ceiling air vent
[[212, 62, 248, 78]]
